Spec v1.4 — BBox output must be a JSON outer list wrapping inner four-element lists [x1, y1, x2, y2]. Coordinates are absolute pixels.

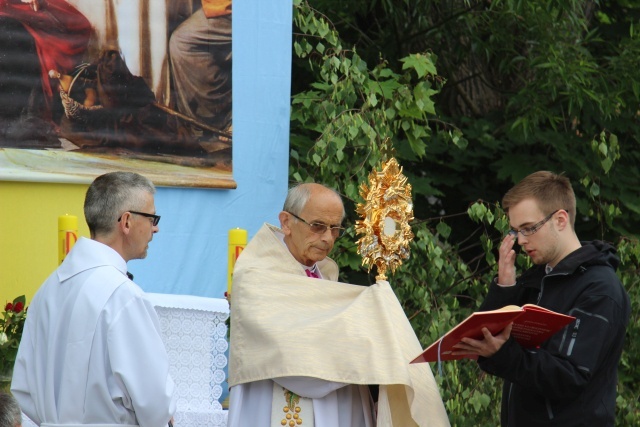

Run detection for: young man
[[11, 172, 175, 427], [454, 171, 630, 426], [228, 183, 450, 427]]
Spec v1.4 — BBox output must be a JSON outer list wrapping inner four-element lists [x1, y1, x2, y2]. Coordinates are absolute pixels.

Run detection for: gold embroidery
[[282, 388, 304, 426]]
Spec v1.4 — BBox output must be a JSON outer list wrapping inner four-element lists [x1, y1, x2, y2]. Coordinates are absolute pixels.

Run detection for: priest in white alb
[[11, 172, 175, 427], [228, 182, 450, 427]]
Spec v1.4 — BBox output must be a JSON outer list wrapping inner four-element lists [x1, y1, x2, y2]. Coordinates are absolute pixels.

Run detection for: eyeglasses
[[509, 209, 560, 237], [118, 210, 161, 226], [287, 211, 345, 237]]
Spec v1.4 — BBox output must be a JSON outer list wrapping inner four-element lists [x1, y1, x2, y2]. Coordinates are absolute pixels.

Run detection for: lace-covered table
[[147, 293, 229, 427]]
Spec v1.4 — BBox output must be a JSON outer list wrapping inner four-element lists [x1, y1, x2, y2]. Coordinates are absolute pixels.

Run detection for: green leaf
[[400, 53, 438, 78], [368, 92, 378, 107], [436, 221, 452, 239], [599, 142, 608, 157]]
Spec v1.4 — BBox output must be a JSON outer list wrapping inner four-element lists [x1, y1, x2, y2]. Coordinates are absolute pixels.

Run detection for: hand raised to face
[[497, 233, 517, 286]]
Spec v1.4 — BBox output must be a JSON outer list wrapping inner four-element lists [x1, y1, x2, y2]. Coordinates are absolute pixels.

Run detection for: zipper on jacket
[[514, 269, 577, 424], [567, 318, 581, 356], [537, 271, 570, 304], [536, 271, 570, 422], [507, 382, 513, 427], [545, 397, 555, 420]]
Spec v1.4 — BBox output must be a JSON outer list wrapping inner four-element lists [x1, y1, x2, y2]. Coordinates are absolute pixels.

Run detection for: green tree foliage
[[290, 0, 640, 425]]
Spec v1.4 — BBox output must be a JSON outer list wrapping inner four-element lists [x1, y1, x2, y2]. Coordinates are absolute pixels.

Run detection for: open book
[[410, 304, 576, 363]]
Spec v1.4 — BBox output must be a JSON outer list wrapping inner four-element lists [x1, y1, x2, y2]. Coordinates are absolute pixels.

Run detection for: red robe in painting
[[0, 0, 91, 118]]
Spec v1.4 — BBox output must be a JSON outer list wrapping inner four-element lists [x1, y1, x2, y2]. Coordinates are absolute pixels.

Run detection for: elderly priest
[[228, 183, 449, 427]]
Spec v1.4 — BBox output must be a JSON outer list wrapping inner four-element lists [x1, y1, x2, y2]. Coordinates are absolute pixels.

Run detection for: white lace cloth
[[147, 293, 229, 427]]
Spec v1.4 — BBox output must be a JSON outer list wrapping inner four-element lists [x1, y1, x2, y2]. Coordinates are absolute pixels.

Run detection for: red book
[[410, 304, 576, 363]]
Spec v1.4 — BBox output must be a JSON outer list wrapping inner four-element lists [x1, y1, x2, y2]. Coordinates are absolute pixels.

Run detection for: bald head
[[283, 183, 345, 220]]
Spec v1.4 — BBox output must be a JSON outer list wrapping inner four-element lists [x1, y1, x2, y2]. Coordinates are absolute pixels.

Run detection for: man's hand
[[451, 323, 513, 358], [498, 233, 518, 286]]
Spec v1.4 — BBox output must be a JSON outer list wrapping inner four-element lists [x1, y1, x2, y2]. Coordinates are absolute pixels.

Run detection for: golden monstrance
[[355, 157, 414, 281]]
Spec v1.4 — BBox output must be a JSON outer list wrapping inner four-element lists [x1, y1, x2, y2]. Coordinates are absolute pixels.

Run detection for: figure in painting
[[52, 49, 206, 157], [169, 0, 232, 146], [0, 0, 91, 147]]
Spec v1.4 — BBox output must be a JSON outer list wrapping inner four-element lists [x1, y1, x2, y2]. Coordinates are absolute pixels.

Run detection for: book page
[[485, 304, 522, 314], [510, 306, 575, 347], [521, 304, 555, 313]]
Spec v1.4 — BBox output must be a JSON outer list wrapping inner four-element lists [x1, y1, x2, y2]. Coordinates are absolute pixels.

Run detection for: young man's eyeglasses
[[509, 209, 561, 237], [118, 211, 161, 226], [287, 211, 345, 237]]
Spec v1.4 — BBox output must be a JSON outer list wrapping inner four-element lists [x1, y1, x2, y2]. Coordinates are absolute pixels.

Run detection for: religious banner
[[0, 0, 234, 188]]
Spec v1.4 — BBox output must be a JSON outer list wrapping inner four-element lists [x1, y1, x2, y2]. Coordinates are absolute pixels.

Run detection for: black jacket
[[478, 241, 630, 427]]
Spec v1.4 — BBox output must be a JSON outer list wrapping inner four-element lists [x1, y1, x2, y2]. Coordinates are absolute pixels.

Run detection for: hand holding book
[[411, 304, 576, 364], [451, 322, 514, 359]]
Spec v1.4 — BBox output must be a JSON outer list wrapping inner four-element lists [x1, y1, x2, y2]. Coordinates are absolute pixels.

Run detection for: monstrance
[[355, 156, 414, 281]]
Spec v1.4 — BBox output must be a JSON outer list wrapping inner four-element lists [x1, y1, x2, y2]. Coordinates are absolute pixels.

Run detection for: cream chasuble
[[228, 224, 450, 427]]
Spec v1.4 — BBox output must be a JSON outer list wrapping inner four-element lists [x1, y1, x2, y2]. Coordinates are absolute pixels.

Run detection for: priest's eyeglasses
[[118, 211, 161, 226], [508, 209, 560, 237], [287, 211, 345, 237]]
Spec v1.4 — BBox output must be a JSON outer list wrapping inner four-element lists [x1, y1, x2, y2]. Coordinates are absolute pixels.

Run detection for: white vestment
[[228, 224, 450, 427], [11, 237, 176, 427]]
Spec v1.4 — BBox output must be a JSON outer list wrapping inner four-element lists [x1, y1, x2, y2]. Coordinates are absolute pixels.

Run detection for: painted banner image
[[0, 0, 234, 188]]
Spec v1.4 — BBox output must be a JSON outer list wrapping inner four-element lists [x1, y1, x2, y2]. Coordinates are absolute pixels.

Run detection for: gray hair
[[283, 183, 345, 220], [84, 172, 156, 237], [0, 392, 22, 427]]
